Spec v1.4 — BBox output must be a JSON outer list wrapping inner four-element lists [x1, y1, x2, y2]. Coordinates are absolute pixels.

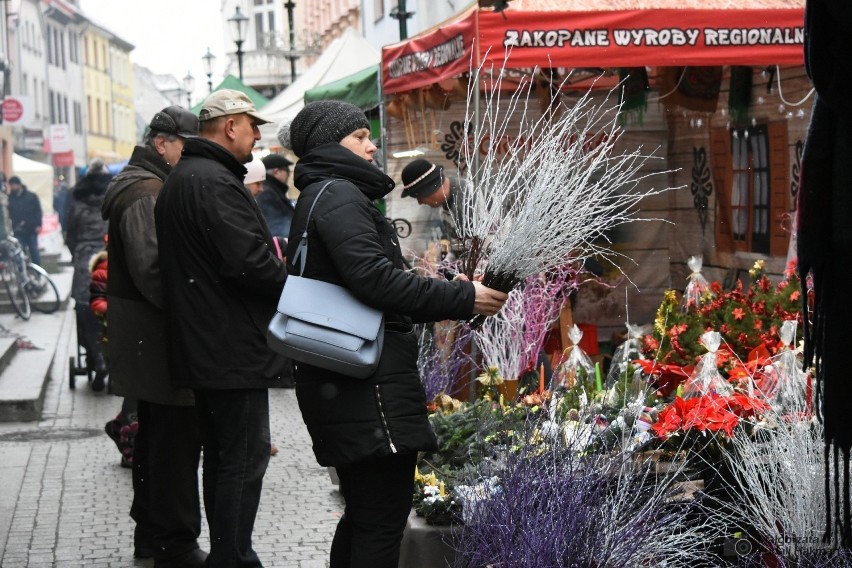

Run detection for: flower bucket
[[497, 378, 519, 402]]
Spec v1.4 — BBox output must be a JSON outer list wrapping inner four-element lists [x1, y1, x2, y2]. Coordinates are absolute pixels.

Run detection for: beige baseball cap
[[198, 89, 271, 124]]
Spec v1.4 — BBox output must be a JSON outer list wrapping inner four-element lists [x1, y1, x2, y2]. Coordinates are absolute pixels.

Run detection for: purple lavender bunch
[[451, 421, 723, 567]]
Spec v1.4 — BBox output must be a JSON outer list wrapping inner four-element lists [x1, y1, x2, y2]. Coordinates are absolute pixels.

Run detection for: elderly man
[[155, 90, 286, 568], [256, 153, 296, 240], [103, 105, 205, 568]]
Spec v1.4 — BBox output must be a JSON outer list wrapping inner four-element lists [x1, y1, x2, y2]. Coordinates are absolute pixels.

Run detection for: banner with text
[[382, 9, 804, 94]]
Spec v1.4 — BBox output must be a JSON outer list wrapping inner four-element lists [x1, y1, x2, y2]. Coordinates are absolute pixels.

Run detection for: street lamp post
[[202, 48, 216, 93], [228, 6, 249, 81], [182, 71, 195, 108], [390, 0, 415, 41], [284, 1, 297, 83], [0, 59, 6, 125]]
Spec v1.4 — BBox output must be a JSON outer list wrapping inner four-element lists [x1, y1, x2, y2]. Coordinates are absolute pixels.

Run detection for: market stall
[[380, 0, 808, 342]]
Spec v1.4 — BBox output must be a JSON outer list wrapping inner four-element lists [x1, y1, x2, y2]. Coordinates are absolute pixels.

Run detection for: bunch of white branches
[[599, 449, 732, 567], [475, 287, 529, 384], [455, 61, 671, 303], [722, 415, 830, 559]]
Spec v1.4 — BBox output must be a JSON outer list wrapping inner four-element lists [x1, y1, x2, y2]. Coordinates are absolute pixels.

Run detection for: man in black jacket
[[256, 153, 295, 240], [7, 175, 42, 264], [103, 106, 206, 568], [155, 89, 285, 568]]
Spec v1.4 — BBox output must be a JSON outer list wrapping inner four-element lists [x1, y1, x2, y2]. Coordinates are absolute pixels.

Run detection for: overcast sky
[[79, 0, 230, 105]]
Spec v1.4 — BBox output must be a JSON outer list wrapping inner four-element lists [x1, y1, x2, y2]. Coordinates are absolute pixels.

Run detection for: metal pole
[[398, 0, 408, 40], [236, 40, 244, 81], [285, 1, 296, 83]]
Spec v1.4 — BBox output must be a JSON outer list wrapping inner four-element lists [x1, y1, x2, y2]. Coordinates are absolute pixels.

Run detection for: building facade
[[10, 0, 51, 161], [43, 0, 87, 181], [81, 19, 134, 165], [221, 0, 306, 98]]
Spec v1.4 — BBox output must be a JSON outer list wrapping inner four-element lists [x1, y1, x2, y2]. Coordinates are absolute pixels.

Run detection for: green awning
[[304, 65, 379, 110], [191, 74, 270, 115]]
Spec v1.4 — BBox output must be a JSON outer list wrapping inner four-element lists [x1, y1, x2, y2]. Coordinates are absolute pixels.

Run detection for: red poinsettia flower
[[732, 307, 746, 321], [643, 336, 659, 351], [635, 360, 694, 397], [727, 392, 771, 416], [652, 392, 768, 440]]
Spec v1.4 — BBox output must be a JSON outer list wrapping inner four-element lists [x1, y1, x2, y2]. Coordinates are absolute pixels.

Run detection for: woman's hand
[[470, 281, 508, 316]]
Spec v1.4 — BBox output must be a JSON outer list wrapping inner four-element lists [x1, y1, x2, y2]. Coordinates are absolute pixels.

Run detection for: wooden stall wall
[[667, 65, 812, 288], [571, 98, 673, 340]]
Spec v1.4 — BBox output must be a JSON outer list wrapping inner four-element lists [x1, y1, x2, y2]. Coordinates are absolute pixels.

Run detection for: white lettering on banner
[[570, 29, 610, 47], [388, 34, 466, 79], [503, 26, 802, 50], [611, 28, 701, 46], [704, 27, 804, 46], [503, 29, 610, 48], [504, 29, 572, 48]]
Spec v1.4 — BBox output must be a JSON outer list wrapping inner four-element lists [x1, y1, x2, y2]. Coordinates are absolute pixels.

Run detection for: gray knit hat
[[277, 101, 370, 157]]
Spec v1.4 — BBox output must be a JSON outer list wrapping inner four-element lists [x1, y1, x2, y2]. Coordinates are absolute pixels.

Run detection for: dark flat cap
[[261, 154, 293, 170]]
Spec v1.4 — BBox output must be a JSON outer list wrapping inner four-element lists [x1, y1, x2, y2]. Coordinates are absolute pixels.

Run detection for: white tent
[[259, 27, 381, 147], [12, 153, 54, 216]]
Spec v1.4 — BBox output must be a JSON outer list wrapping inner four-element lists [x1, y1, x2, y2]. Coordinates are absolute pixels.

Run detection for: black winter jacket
[[285, 143, 475, 467], [102, 145, 194, 406], [66, 172, 111, 302], [155, 138, 287, 390], [8, 185, 42, 237], [256, 176, 296, 238]]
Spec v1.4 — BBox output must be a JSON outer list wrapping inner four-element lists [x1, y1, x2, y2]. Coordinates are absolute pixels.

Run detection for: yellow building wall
[[112, 47, 135, 159], [83, 29, 135, 164]]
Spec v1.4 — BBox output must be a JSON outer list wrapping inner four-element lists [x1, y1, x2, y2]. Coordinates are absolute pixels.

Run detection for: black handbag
[[267, 180, 385, 379]]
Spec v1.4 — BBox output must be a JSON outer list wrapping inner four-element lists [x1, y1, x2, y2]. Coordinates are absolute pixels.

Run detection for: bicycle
[[0, 237, 61, 320]]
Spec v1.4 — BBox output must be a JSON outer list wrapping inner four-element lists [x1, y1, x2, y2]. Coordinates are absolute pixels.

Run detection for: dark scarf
[[293, 143, 395, 201], [799, 0, 852, 547]]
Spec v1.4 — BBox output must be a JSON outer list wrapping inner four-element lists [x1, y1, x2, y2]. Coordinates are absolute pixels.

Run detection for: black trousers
[[131, 400, 202, 559], [330, 452, 418, 568], [195, 388, 270, 568]]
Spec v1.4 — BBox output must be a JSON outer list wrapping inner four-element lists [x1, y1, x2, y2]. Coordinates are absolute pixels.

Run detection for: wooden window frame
[[710, 121, 790, 257]]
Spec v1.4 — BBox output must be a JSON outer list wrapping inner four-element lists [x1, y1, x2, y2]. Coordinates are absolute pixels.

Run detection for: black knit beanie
[[277, 101, 370, 157]]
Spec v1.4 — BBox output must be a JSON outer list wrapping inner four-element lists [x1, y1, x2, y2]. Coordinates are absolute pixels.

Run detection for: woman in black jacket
[[278, 101, 507, 568]]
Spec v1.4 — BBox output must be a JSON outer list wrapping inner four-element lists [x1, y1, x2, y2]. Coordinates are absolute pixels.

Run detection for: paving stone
[[0, 302, 345, 567]]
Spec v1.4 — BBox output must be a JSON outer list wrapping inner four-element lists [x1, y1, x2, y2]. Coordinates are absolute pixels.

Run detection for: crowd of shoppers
[[20, 84, 508, 567]]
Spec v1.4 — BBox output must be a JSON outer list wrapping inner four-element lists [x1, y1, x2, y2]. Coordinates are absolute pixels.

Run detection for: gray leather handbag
[[267, 180, 385, 379]]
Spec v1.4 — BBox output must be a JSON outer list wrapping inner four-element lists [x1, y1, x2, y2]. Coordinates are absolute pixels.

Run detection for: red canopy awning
[[382, 8, 805, 94]]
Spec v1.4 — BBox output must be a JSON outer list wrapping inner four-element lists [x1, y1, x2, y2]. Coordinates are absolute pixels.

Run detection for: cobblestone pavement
[[0, 303, 343, 568]]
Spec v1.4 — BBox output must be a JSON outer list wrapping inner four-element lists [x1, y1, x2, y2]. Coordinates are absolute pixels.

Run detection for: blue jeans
[[194, 389, 270, 568]]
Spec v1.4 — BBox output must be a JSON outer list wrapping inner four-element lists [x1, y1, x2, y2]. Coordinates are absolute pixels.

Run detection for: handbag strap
[[291, 179, 340, 277]]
